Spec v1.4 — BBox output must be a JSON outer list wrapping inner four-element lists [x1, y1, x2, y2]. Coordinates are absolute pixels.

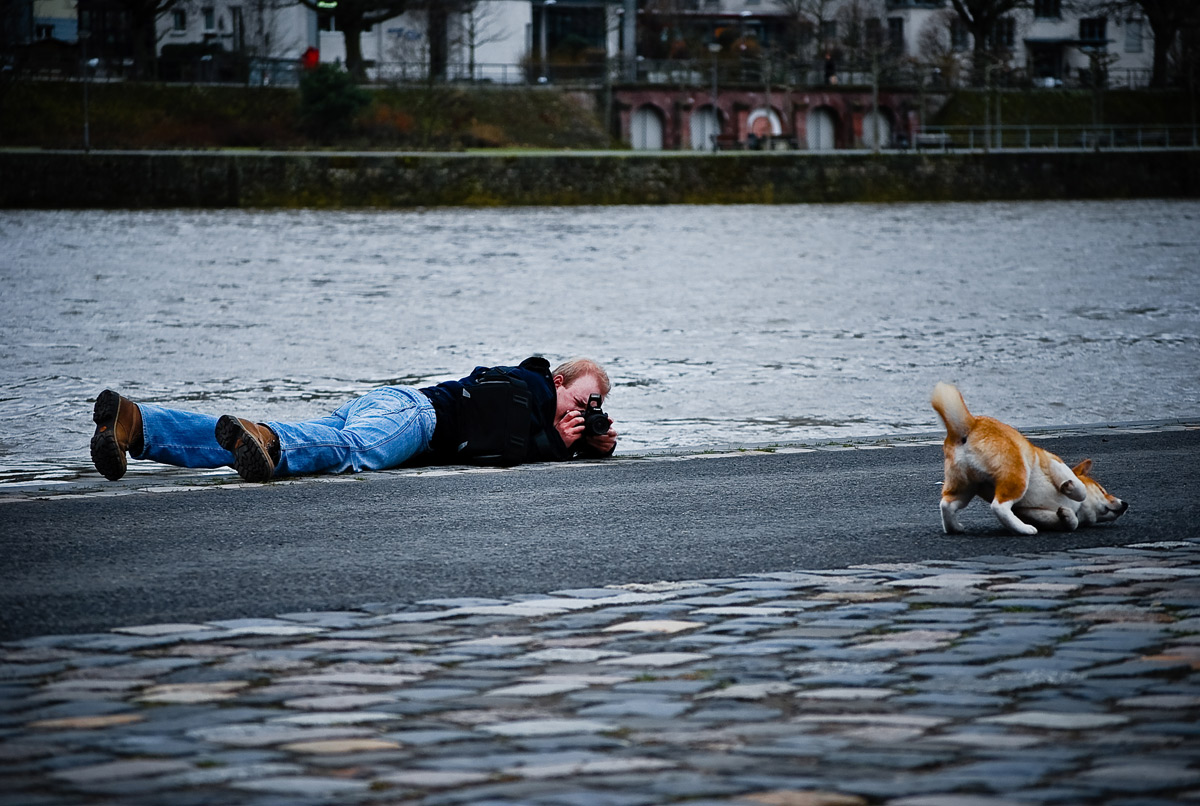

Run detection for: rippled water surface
[[2, 201, 1198, 482]]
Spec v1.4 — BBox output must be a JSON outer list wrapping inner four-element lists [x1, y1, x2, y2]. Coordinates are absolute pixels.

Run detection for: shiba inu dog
[[931, 382, 1128, 535]]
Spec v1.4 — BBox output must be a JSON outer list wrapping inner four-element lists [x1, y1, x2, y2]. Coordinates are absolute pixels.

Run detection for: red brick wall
[[615, 87, 917, 150]]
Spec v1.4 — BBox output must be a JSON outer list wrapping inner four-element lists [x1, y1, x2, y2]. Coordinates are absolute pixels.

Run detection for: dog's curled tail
[[931, 382, 975, 442]]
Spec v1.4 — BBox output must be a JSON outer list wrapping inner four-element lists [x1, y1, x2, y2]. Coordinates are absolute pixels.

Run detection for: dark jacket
[[421, 356, 607, 464]]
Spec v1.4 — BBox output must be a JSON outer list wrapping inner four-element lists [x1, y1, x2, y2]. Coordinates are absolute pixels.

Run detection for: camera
[[582, 393, 611, 437]]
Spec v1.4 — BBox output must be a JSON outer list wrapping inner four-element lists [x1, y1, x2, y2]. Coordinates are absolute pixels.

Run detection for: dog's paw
[[1011, 521, 1039, 535], [1056, 506, 1080, 531], [940, 508, 965, 534]]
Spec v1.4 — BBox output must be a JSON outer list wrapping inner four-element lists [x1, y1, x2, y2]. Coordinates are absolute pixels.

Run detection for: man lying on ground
[[90, 356, 617, 482]]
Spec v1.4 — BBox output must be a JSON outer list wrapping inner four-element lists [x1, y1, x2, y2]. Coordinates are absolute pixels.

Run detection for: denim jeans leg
[[268, 386, 435, 476], [136, 403, 234, 468]]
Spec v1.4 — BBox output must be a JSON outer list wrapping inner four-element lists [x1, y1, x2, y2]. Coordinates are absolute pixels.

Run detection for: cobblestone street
[[3, 539, 1198, 806]]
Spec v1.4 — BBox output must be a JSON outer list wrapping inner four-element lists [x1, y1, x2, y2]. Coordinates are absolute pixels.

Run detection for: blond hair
[[552, 358, 611, 397]]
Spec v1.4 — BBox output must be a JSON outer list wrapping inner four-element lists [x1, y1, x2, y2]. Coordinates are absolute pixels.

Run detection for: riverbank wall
[[2, 149, 1196, 208]]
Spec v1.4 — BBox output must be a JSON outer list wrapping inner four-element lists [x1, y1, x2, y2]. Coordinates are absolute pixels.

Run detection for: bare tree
[[945, 0, 1028, 85], [916, 9, 966, 87], [1078, 0, 1200, 87], [241, 0, 304, 69], [451, 0, 505, 80], [384, 11, 427, 80], [398, 0, 471, 82], [296, 0, 412, 79], [80, 0, 181, 78], [773, 0, 839, 79], [837, 0, 903, 80]]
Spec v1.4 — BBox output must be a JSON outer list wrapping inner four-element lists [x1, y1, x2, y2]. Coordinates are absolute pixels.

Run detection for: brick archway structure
[[614, 87, 919, 151]]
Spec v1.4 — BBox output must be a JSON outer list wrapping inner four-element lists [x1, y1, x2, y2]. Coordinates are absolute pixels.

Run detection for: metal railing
[[366, 57, 921, 88], [913, 124, 1200, 151], [371, 60, 532, 85]]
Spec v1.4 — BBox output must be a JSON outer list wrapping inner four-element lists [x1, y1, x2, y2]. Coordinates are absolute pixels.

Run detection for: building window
[[950, 18, 969, 51], [36, 23, 54, 39], [172, 9, 186, 31], [203, 7, 215, 31], [865, 17, 882, 50], [318, 12, 336, 31], [1125, 19, 1142, 52], [1079, 17, 1107, 45], [988, 17, 1015, 50], [887, 17, 904, 54], [796, 22, 814, 47], [1034, 0, 1060, 19]]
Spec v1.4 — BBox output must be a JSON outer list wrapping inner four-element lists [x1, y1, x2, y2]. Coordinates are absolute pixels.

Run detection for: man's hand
[[585, 425, 618, 456], [556, 411, 618, 456], [556, 409, 586, 448]]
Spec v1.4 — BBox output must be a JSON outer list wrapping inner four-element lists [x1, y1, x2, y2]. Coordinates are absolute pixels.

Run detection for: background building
[[2, 0, 1160, 89]]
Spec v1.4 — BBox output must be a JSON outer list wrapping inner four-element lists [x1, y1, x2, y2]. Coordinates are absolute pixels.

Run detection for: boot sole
[[215, 415, 274, 483], [90, 389, 127, 481]]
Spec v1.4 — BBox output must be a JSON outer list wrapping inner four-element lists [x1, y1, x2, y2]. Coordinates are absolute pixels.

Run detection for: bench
[[913, 132, 953, 150]]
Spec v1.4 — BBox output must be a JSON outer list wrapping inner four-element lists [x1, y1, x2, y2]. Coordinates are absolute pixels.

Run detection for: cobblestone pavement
[[2, 540, 1198, 806]]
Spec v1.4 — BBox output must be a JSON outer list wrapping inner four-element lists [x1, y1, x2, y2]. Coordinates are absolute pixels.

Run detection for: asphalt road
[[2, 429, 1197, 641]]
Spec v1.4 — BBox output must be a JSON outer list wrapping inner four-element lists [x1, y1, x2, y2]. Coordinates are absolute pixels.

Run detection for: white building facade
[[872, 0, 1153, 87], [26, 0, 1153, 88]]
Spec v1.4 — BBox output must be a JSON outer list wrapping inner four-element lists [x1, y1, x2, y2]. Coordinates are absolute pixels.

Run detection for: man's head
[[551, 358, 610, 423]]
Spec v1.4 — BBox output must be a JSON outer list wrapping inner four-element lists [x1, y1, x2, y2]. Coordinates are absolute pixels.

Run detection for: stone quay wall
[[2, 149, 1196, 208]]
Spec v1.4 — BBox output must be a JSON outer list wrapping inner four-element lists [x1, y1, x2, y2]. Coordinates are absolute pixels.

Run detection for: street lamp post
[[80, 31, 91, 152], [539, 0, 556, 83], [984, 63, 1001, 151], [709, 42, 720, 152], [870, 51, 879, 152]]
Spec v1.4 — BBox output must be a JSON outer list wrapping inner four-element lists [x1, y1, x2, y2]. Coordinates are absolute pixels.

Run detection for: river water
[[2, 200, 1198, 485]]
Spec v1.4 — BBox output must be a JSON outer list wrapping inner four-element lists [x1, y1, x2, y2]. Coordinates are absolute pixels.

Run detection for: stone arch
[[860, 107, 896, 150], [630, 105, 666, 151], [806, 106, 838, 151], [746, 107, 783, 138], [689, 105, 721, 151]]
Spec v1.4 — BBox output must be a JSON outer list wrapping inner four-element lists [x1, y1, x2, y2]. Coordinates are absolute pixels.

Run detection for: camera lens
[[585, 412, 610, 436]]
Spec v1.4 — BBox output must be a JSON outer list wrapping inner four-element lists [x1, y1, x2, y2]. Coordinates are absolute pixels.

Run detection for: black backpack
[[454, 369, 532, 465]]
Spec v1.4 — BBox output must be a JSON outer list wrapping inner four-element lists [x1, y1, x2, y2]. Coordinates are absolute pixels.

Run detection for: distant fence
[[368, 58, 905, 88], [915, 124, 1200, 151], [372, 60, 531, 85], [366, 58, 1157, 91]]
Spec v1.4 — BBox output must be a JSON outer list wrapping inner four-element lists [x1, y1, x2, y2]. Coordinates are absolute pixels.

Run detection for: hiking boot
[[90, 389, 144, 481], [215, 415, 279, 483]]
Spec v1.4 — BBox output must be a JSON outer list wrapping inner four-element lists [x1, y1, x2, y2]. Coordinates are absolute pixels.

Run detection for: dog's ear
[[1072, 459, 1093, 477]]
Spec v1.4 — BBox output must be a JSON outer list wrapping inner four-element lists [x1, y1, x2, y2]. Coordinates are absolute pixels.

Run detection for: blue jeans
[[135, 386, 437, 476]]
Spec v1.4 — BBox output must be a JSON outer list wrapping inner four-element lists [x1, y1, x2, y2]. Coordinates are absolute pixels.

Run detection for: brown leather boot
[[215, 415, 279, 483], [90, 389, 144, 481]]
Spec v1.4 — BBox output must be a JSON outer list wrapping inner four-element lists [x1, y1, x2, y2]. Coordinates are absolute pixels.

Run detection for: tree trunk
[[428, 1, 448, 82], [340, 15, 366, 80], [131, 8, 159, 80], [1146, 14, 1176, 88], [970, 30, 989, 86]]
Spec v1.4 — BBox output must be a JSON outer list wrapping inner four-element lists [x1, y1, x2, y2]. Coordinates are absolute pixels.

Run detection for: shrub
[[299, 64, 370, 140]]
